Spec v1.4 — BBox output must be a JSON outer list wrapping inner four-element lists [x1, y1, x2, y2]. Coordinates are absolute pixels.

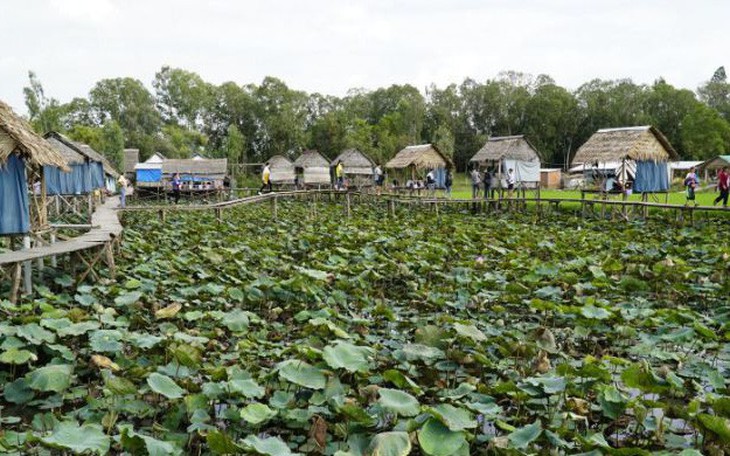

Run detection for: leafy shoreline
[[1, 201, 729, 454]]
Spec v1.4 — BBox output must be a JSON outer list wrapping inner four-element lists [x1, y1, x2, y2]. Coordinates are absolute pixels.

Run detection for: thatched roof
[[267, 154, 294, 169], [294, 150, 329, 168], [45, 135, 87, 165], [571, 126, 679, 165], [0, 100, 67, 169], [332, 148, 376, 168], [470, 135, 540, 163], [162, 158, 228, 176], [700, 155, 730, 171], [124, 149, 139, 173], [385, 144, 453, 169]]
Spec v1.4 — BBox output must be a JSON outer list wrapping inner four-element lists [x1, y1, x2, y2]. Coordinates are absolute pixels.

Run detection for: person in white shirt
[[117, 175, 129, 208]]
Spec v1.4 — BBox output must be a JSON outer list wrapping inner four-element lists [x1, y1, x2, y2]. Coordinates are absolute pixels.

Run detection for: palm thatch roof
[[294, 150, 329, 168], [162, 158, 228, 176], [267, 154, 294, 168], [124, 149, 139, 173], [700, 155, 730, 172], [331, 148, 376, 174], [385, 144, 453, 169], [45, 135, 87, 165], [470, 135, 541, 163], [0, 100, 67, 169], [571, 126, 678, 165]]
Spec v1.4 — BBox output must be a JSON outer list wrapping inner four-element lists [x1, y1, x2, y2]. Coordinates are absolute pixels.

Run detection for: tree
[[222, 124, 246, 164], [89, 77, 162, 159], [680, 103, 730, 160], [23, 71, 64, 133], [524, 82, 579, 168], [431, 124, 455, 159], [153, 66, 213, 128], [643, 79, 700, 158], [698, 66, 730, 120], [101, 121, 125, 171]]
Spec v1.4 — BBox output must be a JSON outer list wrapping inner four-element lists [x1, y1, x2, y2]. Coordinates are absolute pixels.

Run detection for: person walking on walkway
[[684, 166, 699, 206], [374, 165, 384, 195], [714, 166, 729, 207], [507, 168, 516, 196], [483, 167, 492, 200], [335, 161, 345, 190], [444, 169, 453, 198], [172, 173, 181, 204], [470, 167, 482, 199], [426, 169, 436, 197], [259, 162, 272, 195], [117, 175, 128, 208]]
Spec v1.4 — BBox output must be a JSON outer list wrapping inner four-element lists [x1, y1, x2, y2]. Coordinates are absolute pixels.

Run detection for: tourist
[[713, 166, 729, 207], [483, 167, 492, 200], [426, 169, 436, 197], [335, 161, 345, 190], [684, 166, 699, 206], [259, 162, 272, 195], [444, 169, 453, 198], [507, 168, 516, 195], [172, 172, 181, 204], [117, 174, 128, 208], [374, 165, 384, 195], [470, 167, 482, 199]]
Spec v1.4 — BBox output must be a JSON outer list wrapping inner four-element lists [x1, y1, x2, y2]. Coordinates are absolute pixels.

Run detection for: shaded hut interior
[[294, 150, 331, 186]]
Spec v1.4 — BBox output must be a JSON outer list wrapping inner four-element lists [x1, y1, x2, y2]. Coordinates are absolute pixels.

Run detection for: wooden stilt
[[22, 236, 32, 295]]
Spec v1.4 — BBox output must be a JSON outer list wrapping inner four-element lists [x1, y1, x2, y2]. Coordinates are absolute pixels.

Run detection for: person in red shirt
[[714, 166, 729, 207]]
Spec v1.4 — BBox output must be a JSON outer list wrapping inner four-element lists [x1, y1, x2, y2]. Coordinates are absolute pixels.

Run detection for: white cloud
[[49, 0, 118, 25]]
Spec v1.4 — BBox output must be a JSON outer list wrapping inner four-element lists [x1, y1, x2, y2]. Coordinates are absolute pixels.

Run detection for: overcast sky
[[2, 0, 728, 113]]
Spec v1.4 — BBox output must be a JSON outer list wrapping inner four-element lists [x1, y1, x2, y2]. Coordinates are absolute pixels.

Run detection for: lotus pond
[[1, 201, 729, 455]]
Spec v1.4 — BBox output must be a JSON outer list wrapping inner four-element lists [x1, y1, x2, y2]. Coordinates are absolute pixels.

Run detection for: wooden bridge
[[3, 189, 728, 303]]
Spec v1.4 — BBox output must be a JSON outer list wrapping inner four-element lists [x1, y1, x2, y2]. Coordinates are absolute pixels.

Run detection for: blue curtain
[[44, 164, 93, 195], [0, 154, 30, 234], [90, 162, 105, 189], [137, 168, 161, 182], [634, 161, 669, 192]]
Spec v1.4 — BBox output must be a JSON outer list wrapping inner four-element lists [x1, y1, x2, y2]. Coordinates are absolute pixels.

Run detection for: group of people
[[684, 166, 730, 207], [684, 165, 729, 207], [258, 161, 387, 194], [469, 167, 515, 199]]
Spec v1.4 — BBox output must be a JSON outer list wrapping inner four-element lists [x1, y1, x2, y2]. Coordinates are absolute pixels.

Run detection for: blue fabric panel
[[634, 161, 669, 192], [0, 154, 30, 234], [180, 174, 214, 182], [90, 162, 105, 189], [45, 164, 92, 195], [433, 168, 446, 188], [137, 168, 161, 182]]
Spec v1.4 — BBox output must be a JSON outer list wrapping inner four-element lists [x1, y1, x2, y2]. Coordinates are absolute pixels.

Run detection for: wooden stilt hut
[[267, 155, 296, 186], [571, 126, 678, 197], [385, 143, 452, 188], [294, 150, 331, 187], [469, 135, 542, 189], [0, 100, 67, 239], [331, 148, 376, 188]]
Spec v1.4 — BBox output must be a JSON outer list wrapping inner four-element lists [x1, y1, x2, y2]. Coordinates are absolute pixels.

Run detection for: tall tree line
[[23, 66, 730, 171]]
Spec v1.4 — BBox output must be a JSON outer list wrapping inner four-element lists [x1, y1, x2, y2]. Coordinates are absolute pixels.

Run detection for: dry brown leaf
[[155, 303, 182, 319], [91, 354, 120, 371], [309, 415, 327, 449]]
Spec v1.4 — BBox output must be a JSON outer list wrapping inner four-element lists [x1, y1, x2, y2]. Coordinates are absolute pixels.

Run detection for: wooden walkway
[[0, 198, 123, 302]]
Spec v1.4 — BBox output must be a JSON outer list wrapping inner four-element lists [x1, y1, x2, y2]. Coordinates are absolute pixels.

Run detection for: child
[[684, 166, 699, 206]]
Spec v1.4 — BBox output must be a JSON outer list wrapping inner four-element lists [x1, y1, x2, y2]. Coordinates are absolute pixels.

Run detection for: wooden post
[[158, 209, 166, 222], [215, 208, 222, 223], [10, 262, 22, 304], [22, 235, 32, 295], [88, 193, 94, 224], [50, 233, 58, 267], [273, 195, 278, 218], [345, 193, 351, 218], [105, 242, 116, 279]]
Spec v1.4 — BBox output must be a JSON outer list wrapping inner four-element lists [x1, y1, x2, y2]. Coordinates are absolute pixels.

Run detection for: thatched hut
[[571, 126, 678, 193], [699, 155, 730, 182], [123, 148, 139, 180], [385, 144, 452, 186], [470, 135, 541, 186], [331, 148, 376, 186], [161, 158, 228, 189], [44, 132, 106, 195], [294, 150, 331, 186], [267, 155, 296, 184], [0, 100, 66, 235]]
